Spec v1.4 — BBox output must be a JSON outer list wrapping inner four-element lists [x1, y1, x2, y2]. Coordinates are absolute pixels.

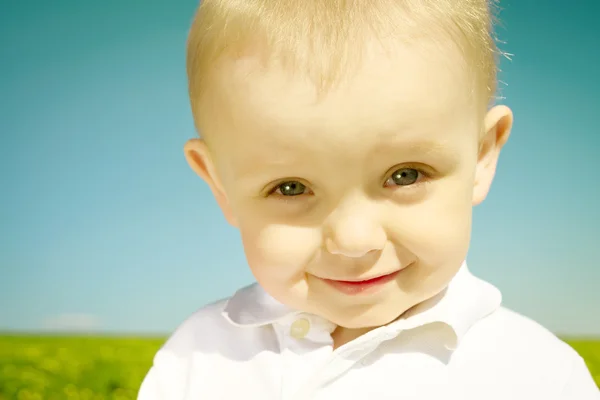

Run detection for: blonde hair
[[186, 0, 504, 132]]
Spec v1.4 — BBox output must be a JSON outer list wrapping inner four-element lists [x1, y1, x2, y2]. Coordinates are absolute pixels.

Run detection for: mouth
[[320, 269, 402, 295]]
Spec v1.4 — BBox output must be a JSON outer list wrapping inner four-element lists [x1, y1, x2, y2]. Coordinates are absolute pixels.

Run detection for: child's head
[[184, 0, 513, 330]]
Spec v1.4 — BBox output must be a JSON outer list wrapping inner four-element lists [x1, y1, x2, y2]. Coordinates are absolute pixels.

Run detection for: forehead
[[207, 38, 477, 159]]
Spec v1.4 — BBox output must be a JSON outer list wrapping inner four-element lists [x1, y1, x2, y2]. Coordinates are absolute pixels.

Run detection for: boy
[[139, 0, 599, 398]]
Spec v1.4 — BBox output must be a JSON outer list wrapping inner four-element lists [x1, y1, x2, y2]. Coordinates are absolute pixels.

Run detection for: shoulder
[[138, 285, 285, 399], [138, 298, 234, 400], [460, 306, 579, 365], [157, 297, 232, 356], [456, 306, 598, 396], [155, 283, 281, 360], [468, 306, 576, 358]]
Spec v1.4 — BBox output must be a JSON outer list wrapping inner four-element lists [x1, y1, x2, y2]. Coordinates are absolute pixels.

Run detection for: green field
[[0, 336, 598, 399]]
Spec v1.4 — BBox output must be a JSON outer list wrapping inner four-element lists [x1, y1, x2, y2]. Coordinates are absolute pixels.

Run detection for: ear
[[472, 105, 514, 206], [184, 138, 238, 226]]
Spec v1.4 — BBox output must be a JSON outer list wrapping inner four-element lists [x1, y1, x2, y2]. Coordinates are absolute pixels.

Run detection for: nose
[[324, 200, 387, 258]]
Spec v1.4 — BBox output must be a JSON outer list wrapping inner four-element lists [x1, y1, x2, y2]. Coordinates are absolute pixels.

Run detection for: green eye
[[276, 181, 307, 196], [387, 168, 420, 186]]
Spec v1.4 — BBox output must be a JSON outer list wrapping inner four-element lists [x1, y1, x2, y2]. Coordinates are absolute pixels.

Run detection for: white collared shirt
[[138, 265, 599, 399]]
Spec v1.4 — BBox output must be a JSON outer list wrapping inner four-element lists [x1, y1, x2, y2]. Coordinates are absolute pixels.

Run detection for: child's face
[[187, 39, 512, 329]]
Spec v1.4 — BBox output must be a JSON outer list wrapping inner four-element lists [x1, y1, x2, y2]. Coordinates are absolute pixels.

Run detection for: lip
[[320, 270, 401, 295]]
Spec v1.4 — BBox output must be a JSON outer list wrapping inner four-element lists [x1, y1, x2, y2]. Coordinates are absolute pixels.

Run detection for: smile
[[319, 270, 402, 295]]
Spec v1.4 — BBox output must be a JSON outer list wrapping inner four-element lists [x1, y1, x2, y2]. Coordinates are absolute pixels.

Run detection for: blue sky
[[1, 0, 599, 337]]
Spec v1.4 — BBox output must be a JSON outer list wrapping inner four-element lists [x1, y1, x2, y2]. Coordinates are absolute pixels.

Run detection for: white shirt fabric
[[138, 264, 599, 399]]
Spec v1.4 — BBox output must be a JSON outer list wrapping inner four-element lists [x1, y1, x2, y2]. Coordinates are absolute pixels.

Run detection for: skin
[[184, 37, 513, 349]]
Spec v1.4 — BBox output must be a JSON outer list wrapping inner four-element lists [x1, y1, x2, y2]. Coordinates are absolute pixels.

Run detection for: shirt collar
[[391, 264, 502, 349], [222, 262, 501, 349]]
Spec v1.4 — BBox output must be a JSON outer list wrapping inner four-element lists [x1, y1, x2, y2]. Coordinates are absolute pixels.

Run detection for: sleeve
[[137, 352, 190, 400], [137, 366, 161, 400], [559, 355, 600, 399]]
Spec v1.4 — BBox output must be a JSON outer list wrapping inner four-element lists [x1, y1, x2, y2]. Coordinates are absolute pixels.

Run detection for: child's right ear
[[184, 139, 238, 227]]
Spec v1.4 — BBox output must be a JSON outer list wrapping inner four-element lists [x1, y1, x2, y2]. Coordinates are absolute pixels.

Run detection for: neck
[[331, 326, 375, 350]]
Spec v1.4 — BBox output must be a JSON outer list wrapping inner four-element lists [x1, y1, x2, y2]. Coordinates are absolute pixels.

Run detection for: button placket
[[295, 328, 400, 398], [277, 315, 328, 400]]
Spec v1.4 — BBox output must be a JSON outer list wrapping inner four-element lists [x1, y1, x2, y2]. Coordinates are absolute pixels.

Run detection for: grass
[[567, 339, 600, 388], [0, 335, 163, 400], [0, 335, 598, 399]]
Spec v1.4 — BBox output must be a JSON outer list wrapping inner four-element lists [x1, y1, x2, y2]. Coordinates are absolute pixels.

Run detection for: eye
[[274, 181, 308, 196], [385, 168, 420, 187]]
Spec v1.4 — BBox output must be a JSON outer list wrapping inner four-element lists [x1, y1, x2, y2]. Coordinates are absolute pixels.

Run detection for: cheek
[[239, 221, 322, 281], [394, 176, 474, 262]]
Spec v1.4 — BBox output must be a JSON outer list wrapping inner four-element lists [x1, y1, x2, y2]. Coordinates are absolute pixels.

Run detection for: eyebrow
[[230, 154, 303, 181], [397, 140, 450, 154], [234, 140, 454, 181], [370, 136, 453, 157]]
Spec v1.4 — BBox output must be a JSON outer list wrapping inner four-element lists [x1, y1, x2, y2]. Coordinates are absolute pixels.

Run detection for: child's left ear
[[472, 105, 514, 205]]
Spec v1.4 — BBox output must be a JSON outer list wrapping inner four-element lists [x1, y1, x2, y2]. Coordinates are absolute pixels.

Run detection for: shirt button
[[290, 318, 311, 339]]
